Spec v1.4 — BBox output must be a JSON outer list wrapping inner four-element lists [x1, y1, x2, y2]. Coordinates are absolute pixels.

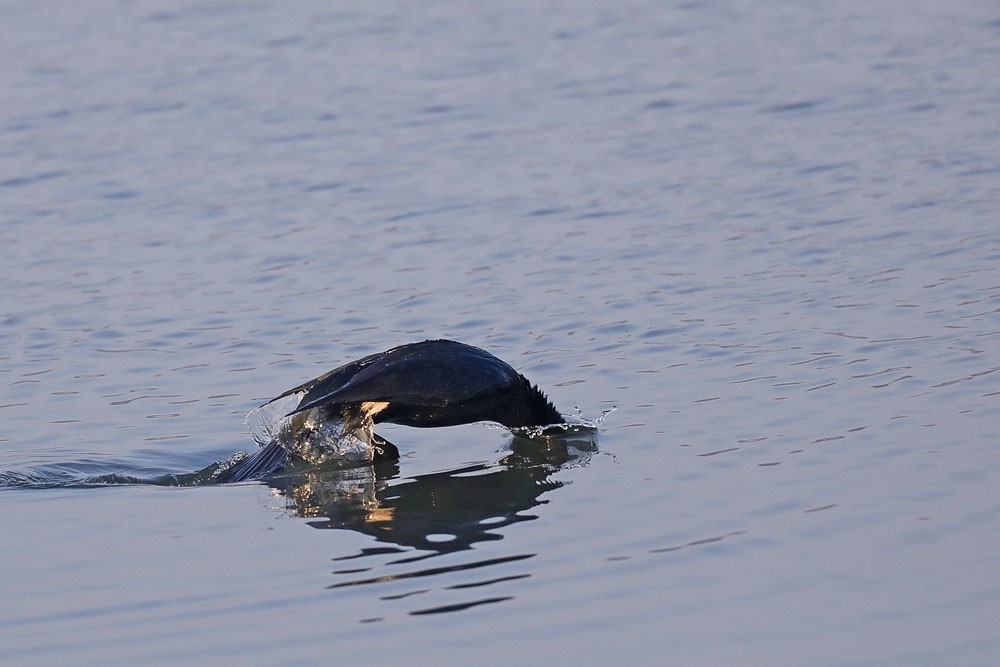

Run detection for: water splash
[[246, 393, 300, 446], [246, 395, 376, 466], [578, 405, 618, 427], [491, 405, 617, 440]]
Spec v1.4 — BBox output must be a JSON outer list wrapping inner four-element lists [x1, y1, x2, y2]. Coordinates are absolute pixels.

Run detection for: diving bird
[[263, 339, 564, 460]]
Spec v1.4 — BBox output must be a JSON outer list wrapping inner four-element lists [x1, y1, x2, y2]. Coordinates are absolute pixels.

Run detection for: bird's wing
[[290, 342, 516, 415]]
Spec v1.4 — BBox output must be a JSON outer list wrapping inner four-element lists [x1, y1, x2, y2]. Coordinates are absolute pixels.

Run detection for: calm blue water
[[2, 1, 999, 665]]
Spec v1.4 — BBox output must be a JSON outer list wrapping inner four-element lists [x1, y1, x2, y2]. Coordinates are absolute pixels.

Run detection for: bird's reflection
[[264, 432, 596, 559]]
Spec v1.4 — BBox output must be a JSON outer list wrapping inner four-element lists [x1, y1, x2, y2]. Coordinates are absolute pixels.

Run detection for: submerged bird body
[[263, 339, 563, 460]]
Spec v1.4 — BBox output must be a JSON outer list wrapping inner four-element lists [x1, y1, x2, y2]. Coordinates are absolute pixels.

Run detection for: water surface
[[2, 1, 999, 665]]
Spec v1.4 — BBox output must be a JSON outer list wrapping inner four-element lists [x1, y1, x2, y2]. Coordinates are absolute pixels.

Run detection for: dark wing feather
[[257, 349, 387, 407], [290, 340, 519, 416]]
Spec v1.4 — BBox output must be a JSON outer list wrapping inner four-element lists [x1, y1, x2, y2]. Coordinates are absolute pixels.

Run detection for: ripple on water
[[3, 1, 1000, 664]]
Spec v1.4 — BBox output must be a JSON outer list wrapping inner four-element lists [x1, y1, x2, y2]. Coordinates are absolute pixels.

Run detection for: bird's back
[[291, 340, 524, 423]]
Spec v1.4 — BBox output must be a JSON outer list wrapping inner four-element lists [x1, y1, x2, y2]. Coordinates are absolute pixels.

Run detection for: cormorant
[[260, 339, 564, 461]]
